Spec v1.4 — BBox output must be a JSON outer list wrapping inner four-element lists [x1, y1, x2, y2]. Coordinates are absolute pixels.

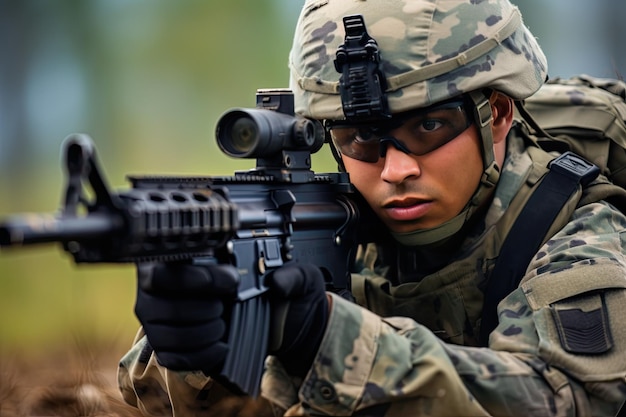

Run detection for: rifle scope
[[215, 108, 324, 159]]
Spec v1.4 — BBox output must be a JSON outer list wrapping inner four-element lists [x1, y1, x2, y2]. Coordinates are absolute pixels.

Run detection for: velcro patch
[[552, 293, 613, 355]]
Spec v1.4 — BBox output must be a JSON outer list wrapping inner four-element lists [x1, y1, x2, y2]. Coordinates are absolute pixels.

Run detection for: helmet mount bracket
[[334, 15, 391, 121]]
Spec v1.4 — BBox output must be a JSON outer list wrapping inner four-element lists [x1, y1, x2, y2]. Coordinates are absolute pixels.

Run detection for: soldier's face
[[342, 122, 484, 234]]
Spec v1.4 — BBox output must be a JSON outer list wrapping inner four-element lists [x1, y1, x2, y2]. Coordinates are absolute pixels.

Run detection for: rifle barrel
[[0, 213, 122, 247]]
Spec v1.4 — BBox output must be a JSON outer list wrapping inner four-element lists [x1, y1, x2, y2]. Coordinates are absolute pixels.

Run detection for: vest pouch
[[351, 262, 484, 346]]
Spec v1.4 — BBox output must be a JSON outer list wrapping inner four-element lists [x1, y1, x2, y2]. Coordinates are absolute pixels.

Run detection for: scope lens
[[229, 116, 259, 154]]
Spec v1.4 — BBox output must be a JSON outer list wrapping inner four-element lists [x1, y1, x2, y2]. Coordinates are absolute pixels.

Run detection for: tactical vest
[[350, 125, 626, 347]]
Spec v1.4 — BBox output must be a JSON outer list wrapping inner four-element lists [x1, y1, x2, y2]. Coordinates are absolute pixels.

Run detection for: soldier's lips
[[383, 198, 433, 221]]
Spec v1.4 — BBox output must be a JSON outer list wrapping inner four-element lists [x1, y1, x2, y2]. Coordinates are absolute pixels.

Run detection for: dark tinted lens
[[329, 126, 381, 162], [329, 102, 470, 162]]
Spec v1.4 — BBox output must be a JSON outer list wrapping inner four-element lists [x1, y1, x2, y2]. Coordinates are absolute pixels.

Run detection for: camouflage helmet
[[288, 0, 548, 121]]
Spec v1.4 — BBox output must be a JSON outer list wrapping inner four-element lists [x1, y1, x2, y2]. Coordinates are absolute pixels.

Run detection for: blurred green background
[[0, 0, 321, 362], [0, 0, 624, 363]]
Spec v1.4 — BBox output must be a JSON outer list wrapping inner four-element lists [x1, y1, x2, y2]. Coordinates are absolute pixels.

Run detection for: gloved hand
[[266, 263, 329, 377], [134, 261, 239, 376]]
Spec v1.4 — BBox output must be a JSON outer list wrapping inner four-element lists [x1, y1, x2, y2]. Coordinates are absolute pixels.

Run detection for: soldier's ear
[[489, 92, 514, 144]]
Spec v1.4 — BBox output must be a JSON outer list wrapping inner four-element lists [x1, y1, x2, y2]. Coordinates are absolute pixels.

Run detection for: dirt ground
[[0, 344, 142, 417], [0, 343, 273, 417]]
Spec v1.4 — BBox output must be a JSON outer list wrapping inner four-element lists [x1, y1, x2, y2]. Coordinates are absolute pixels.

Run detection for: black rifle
[[0, 89, 373, 397]]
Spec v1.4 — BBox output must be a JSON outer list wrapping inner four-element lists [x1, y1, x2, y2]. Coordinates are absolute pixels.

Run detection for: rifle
[[0, 89, 371, 397]]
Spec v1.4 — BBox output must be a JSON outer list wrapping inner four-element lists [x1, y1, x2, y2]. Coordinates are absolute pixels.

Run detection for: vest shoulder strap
[[479, 152, 600, 345]]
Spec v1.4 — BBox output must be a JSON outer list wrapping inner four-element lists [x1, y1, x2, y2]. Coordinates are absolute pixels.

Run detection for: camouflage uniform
[[119, 0, 626, 415], [119, 132, 626, 416], [259, 132, 626, 416]]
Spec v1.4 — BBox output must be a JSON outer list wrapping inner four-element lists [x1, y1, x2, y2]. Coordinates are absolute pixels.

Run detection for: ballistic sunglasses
[[326, 99, 472, 163]]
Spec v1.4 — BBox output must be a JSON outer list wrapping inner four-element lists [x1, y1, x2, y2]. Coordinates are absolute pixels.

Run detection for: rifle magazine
[[221, 295, 270, 397]]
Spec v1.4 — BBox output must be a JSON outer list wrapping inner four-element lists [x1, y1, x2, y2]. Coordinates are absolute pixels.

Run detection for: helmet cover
[[289, 0, 548, 120]]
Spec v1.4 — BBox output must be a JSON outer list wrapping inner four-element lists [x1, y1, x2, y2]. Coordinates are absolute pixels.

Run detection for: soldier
[[118, 0, 626, 415]]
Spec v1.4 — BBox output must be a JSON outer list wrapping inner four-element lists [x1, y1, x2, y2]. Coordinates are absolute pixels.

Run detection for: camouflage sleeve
[[262, 201, 626, 416], [117, 328, 277, 416], [117, 329, 213, 415], [489, 201, 626, 415]]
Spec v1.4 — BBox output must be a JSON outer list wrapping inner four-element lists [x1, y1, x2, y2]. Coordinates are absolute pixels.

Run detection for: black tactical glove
[[134, 261, 239, 376], [266, 263, 329, 377]]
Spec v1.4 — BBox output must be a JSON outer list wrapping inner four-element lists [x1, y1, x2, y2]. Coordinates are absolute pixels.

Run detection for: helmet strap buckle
[[468, 90, 497, 175]]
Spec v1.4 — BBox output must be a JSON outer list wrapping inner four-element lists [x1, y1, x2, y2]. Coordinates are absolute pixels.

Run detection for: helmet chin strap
[[391, 91, 501, 247], [391, 211, 468, 246]]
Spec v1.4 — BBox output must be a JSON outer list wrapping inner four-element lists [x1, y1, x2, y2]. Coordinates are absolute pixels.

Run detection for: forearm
[[265, 293, 622, 417], [264, 294, 490, 416], [117, 330, 241, 416]]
